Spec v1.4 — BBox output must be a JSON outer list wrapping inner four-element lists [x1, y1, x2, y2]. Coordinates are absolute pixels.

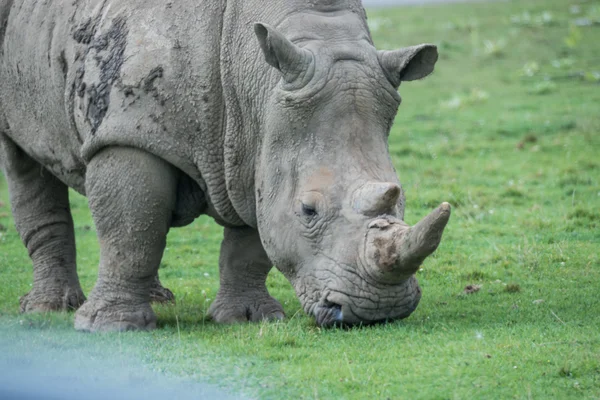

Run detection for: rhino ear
[[377, 44, 438, 87], [254, 22, 313, 83]]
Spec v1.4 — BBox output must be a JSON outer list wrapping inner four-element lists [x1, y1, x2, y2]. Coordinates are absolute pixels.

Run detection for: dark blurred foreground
[[0, 328, 242, 400]]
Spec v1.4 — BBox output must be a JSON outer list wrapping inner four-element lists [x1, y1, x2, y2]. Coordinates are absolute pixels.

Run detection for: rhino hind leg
[[208, 227, 284, 323], [0, 133, 85, 312], [74, 147, 177, 332]]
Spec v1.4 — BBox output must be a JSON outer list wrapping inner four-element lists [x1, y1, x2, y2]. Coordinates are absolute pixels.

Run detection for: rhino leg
[[149, 273, 175, 304], [74, 147, 177, 332], [208, 227, 284, 323], [0, 133, 85, 312]]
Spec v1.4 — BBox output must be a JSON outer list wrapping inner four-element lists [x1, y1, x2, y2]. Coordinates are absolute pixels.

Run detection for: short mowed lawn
[[1, 0, 599, 398]]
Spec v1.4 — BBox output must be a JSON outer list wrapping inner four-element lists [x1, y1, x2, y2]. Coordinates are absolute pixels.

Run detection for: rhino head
[[252, 14, 450, 326]]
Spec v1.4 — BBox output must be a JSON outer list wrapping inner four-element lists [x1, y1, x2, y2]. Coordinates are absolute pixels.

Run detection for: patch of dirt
[[504, 283, 521, 293], [516, 133, 538, 149], [463, 284, 481, 294]]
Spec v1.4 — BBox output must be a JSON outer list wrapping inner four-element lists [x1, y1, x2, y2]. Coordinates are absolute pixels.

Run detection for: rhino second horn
[[353, 182, 401, 216]]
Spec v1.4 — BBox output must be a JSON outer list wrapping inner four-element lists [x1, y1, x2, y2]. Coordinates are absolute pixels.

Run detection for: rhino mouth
[[309, 287, 419, 328], [313, 300, 399, 328], [313, 300, 343, 327], [312, 296, 394, 328]]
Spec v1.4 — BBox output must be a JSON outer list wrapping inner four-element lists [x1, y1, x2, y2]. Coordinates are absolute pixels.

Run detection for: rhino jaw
[[306, 277, 423, 327]]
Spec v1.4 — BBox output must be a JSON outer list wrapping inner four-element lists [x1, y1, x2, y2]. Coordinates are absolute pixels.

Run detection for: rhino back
[[0, 0, 241, 225]]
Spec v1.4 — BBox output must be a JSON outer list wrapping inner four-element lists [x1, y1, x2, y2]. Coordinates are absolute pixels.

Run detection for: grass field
[[1, 0, 599, 398]]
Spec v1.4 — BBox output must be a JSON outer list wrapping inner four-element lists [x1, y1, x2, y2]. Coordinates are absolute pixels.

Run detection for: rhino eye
[[301, 203, 317, 217]]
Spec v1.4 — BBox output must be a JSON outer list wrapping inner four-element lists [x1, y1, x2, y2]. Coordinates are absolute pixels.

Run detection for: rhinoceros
[[0, 0, 450, 331]]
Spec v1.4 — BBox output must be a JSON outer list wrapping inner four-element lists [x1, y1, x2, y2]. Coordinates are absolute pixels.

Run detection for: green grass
[[1, 0, 600, 398]]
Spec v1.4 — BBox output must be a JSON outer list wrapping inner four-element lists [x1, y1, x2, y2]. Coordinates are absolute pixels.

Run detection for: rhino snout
[[309, 282, 422, 327], [298, 203, 450, 327]]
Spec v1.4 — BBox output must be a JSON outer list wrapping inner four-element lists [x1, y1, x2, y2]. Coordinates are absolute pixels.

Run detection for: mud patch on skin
[[143, 67, 164, 94], [119, 67, 167, 110], [72, 15, 129, 134], [371, 237, 398, 272], [73, 17, 99, 45], [85, 17, 128, 133]]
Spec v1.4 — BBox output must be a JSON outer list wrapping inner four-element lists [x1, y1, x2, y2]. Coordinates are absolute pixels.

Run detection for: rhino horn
[[353, 182, 401, 216], [366, 203, 451, 282], [394, 202, 451, 272], [254, 23, 313, 83]]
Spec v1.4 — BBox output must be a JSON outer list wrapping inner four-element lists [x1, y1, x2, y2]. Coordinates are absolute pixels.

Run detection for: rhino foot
[[20, 285, 86, 313], [74, 299, 156, 332], [208, 293, 285, 324], [149, 275, 175, 304]]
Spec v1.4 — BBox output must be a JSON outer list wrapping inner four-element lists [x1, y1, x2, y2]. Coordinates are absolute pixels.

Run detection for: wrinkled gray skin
[[0, 0, 450, 331]]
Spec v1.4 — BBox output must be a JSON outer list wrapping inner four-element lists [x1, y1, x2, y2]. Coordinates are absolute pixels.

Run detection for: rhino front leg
[[74, 147, 177, 332], [208, 227, 284, 323], [0, 133, 85, 312], [149, 273, 175, 304]]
